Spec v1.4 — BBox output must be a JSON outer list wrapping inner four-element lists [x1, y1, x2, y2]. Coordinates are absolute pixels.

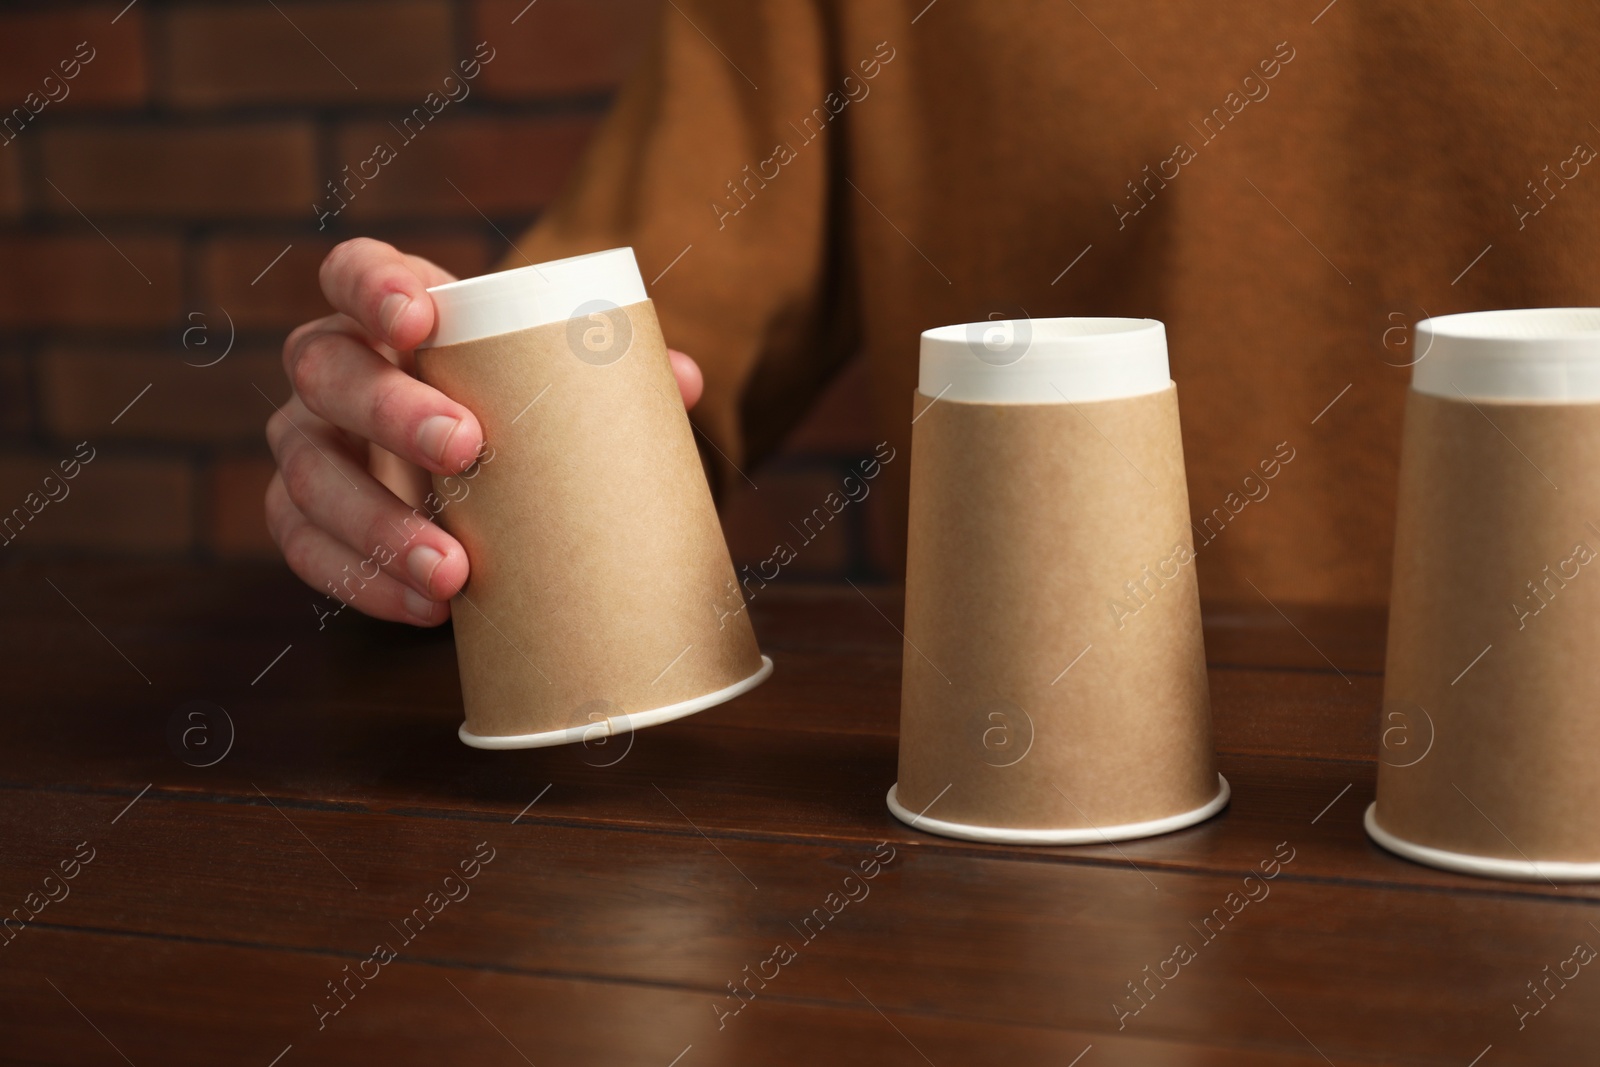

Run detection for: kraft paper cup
[[415, 248, 771, 749], [887, 317, 1227, 844], [1370, 307, 1600, 881]]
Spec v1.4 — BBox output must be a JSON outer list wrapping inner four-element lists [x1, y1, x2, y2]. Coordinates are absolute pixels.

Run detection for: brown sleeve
[[508, 0, 860, 493]]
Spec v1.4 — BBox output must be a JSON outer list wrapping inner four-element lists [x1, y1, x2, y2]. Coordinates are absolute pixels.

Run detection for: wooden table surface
[[1, 563, 1595, 1066]]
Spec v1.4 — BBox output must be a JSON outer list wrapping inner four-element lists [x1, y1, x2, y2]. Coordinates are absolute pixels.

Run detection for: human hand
[[266, 238, 704, 625]]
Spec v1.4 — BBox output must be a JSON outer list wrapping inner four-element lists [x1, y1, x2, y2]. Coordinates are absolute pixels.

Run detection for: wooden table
[[1, 564, 1594, 1065]]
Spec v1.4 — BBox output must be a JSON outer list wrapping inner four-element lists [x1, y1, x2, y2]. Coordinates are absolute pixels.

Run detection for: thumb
[[668, 349, 703, 409]]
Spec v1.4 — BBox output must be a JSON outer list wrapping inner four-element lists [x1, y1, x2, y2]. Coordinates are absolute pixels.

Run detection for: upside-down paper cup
[[887, 317, 1227, 844], [415, 248, 771, 749], [1369, 307, 1600, 881]]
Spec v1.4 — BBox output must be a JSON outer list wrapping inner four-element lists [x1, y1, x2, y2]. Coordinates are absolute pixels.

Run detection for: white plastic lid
[[419, 247, 647, 349], [918, 317, 1170, 403], [1412, 308, 1600, 402]]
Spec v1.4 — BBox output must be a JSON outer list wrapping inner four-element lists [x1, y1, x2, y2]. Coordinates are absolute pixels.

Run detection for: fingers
[[271, 237, 475, 628], [267, 474, 450, 626], [668, 349, 703, 410], [285, 315, 485, 475], [266, 397, 470, 614], [318, 238, 456, 351]]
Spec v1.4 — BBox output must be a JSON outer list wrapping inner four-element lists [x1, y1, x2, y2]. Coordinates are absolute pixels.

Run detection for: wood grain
[[0, 563, 1593, 1066]]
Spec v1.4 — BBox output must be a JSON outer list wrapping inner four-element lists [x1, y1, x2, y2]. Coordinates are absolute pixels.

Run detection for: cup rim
[[1419, 306, 1600, 343], [1413, 307, 1600, 402], [458, 655, 773, 750], [918, 315, 1170, 404], [419, 247, 646, 349], [885, 774, 1230, 844], [919, 316, 1162, 347], [1365, 802, 1600, 882]]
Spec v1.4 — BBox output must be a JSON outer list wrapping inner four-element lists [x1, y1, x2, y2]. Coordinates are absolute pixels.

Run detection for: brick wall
[[0, 0, 890, 581]]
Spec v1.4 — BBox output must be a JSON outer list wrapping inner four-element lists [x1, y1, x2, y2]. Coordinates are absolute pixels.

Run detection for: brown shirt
[[514, 0, 1598, 606]]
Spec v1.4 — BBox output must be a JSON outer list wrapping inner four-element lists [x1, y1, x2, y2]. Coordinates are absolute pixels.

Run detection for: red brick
[[473, 0, 660, 97], [38, 345, 283, 446], [40, 123, 317, 218], [208, 455, 278, 558], [0, 450, 192, 554], [198, 233, 492, 330], [720, 467, 854, 579], [0, 234, 183, 329], [333, 117, 597, 220], [0, 146, 23, 216], [162, 2, 456, 107], [0, 353, 32, 438], [0, 6, 148, 111]]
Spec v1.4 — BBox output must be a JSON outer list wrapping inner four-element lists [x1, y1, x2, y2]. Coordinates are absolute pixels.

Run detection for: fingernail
[[416, 415, 460, 466], [408, 544, 445, 596], [379, 292, 411, 342], [404, 588, 436, 624]]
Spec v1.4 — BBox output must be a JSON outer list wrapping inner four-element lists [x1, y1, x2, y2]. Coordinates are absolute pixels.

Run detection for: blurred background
[[0, 0, 893, 580]]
